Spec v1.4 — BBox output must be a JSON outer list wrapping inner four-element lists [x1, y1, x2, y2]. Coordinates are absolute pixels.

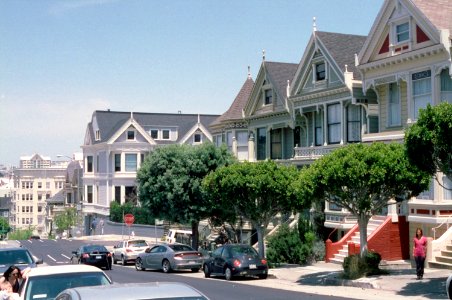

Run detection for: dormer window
[[194, 133, 202, 143], [95, 130, 100, 141], [315, 62, 326, 81], [162, 129, 170, 140], [396, 22, 409, 43], [264, 89, 272, 105], [150, 129, 158, 139], [127, 130, 135, 140]]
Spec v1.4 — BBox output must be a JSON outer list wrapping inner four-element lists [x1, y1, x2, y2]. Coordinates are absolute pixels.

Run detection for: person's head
[[416, 228, 423, 238], [4, 265, 21, 281]]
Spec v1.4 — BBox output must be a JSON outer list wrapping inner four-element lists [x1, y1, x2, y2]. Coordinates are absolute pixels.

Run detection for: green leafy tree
[[137, 143, 235, 250], [0, 217, 10, 237], [296, 142, 430, 257], [54, 207, 78, 237], [9, 228, 34, 240], [202, 160, 302, 257], [405, 102, 452, 181]]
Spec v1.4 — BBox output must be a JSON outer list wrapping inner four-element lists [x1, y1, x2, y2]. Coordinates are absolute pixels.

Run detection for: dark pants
[[415, 255, 425, 277]]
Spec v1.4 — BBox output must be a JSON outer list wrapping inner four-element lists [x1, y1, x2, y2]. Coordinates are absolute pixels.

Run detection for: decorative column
[[387, 198, 399, 222], [248, 132, 255, 162], [232, 136, 238, 158]]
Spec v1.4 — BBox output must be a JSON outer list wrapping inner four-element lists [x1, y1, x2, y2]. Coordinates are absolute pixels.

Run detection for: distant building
[[81, 110, 219, 231], [11, 154, 68, 235]]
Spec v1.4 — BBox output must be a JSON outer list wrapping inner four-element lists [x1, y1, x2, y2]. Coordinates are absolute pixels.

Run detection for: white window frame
[[193, 133, 202, 143], [150, 129, 158, 139], [264, 89, 272, 105], [125, 154, 137, 172], [162, 129, 170, 140], [395, 21, 410, 44], [388, 83, 401, 127], [95, 130, 100, 141], [126, 130, 136, 141], [412, 70, 432, 120]]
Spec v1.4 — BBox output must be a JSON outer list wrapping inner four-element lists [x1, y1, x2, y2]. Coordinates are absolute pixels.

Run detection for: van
[[165, 229, 192, 245]]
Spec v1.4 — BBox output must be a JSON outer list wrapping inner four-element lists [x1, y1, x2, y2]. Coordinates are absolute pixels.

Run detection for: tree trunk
[[358, 214, 370, 257], [191, 221, 199, 250], [256, 224, 265, 258]]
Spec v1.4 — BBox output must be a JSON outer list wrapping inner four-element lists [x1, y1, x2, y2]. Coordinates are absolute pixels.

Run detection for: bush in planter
[[342, 251, 382, 279]]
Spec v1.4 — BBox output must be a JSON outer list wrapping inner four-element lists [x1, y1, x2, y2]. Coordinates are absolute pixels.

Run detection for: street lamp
[[56, 154, 73, 160]]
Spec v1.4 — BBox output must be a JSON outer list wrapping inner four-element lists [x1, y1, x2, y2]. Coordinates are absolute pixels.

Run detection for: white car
[[55, 282, 210, 300], [112, 239, 149, 265], [18, 265, 111, 300]]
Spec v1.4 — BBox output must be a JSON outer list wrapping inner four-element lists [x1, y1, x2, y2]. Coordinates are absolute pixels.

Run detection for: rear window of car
[[24, 272, 111, 300], [229, 246, 259, 257], [128, 240, 147, 247], [169, 244, 194, 252], [83, 245, 108, 252], [0, 249, 34, 265]]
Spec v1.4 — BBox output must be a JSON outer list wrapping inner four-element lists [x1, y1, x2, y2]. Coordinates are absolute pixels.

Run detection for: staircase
[[430, 241, 452, 270], [330, 215, 387, 264]]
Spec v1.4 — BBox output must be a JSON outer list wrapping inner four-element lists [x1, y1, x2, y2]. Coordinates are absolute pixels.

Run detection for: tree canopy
[[295, 142, 431, 256], [54, 207, 78, 236], [137, 143, 235, 250], [202, 160, 302, 257], [405, 102, 452, 181]]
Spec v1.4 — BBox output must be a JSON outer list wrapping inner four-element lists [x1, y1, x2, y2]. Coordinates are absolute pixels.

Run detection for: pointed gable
[[244, 61, 297, 117], [358, 0, 451, 66], [292, 31, 366, 95]]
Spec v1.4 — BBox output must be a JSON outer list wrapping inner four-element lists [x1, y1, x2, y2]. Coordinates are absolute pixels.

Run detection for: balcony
[[293, 144, 342, 161]]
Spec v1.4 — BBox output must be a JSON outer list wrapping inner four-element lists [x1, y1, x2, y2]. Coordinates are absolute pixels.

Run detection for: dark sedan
[[71, 244, 112, 270], [203, 244, 268, 280], [135, 244, 203, 273]]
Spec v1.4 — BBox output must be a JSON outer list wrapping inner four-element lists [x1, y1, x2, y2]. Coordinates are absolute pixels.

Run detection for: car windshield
[[229, 246, 259, 258], [169, 244, 194, 252], [83, 245, 108, 252], [0, 249, 34, 265], [24, 272, 111, 300], [128, 240, 147, 247]]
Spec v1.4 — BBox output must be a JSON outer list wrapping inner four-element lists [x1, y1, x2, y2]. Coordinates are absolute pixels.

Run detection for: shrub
[[342, 251, 383, 279], [109, 201, 155, 225]]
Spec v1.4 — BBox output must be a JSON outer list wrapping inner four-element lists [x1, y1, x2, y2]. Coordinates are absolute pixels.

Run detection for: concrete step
[[446, 244, 452, 251], [436, 255, 452, 264], [429, 261, 452, 270], [441, 249, 452, 258], [329, 258, 344, 265]]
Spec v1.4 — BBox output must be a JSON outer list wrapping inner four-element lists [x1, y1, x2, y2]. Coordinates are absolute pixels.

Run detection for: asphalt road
[[18, 239, 351, 300]]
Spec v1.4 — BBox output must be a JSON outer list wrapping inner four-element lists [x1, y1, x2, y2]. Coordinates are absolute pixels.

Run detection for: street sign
[[124, 214, 135, 227]]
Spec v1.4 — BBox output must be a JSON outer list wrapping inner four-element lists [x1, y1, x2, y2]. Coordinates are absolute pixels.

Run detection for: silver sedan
[[135, 244, 203, 273]]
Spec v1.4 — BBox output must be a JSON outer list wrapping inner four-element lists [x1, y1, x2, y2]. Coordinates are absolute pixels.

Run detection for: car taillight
[[126, 248, 133, 253], [233, 259, 241, 267], [174, 254, 182, 260], [107, 252, 112, 257], [261, 259, 267, 265], [82, 253, 89, 258]]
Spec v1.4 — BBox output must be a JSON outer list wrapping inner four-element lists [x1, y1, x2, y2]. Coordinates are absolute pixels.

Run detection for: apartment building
[[11, 154, 67, 235]]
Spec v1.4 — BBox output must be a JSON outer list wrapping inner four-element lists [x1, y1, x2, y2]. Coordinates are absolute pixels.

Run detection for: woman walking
[[413, 227, 427, 280]]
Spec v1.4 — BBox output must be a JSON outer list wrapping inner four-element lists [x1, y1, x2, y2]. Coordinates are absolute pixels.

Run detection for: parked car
[[0, 247, 43, 275], [55, 282, 210, 300], [447, 273, 452, 299], [135, 243, 203, 273], [164, 229, 192, 245], [71, 244, 112, 270], [28, 235, 40, 240], [112, 239, 149, 265], [18, 264, 112, 300], [203, 244, 268, 280]]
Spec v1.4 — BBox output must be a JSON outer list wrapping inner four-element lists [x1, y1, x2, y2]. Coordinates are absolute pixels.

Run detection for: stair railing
[[432, 215, 452, 240]]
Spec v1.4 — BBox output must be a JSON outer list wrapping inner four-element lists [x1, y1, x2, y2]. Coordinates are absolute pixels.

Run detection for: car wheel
[[121, 255, 126, 266], [258, 273, 268, 279], [224, 267, 233, 281], [162, 259, 171, 273], [191, 268, 200, 273], [135, 258, 145, 271], [203, 265, 211, 278]]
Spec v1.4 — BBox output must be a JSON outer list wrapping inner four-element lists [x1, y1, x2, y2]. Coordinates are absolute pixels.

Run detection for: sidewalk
[[267, 261, 450, 299]]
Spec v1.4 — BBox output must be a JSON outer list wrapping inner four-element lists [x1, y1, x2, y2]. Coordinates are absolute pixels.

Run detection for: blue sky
[[0, 0, 383, 166]]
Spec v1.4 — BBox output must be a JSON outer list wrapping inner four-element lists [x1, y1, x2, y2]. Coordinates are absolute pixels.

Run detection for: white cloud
[[49, 0, 119, 15]]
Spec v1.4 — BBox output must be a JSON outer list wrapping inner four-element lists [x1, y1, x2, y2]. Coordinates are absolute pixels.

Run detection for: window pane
[[347, 105, 361, 142], [256, 128, 266, 160], [315, 112, 323, 146], [162, 130, 170, 139], [328, 104, 341, 144], [236, 131, 248, 146], [150, 130, 158, 139], [114, 154, 121, 172], [388, 83, 401, 126], [87, 156, 93, 173], [264, 89, 272, 105], [271, 129, 282, 159], [396, 22, 409, 42], [413, 76, 432, 119], [316, 63, 326, 81], [125, 154, 137, 172], [127, 131, 135, 140]]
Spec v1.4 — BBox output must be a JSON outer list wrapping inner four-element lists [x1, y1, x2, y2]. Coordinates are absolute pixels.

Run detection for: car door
[[211, 246, 225, 274], [113, 242, 124, 258], [144, 245, 161, 269]]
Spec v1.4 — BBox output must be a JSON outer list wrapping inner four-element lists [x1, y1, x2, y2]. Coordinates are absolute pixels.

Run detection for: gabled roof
[[411, 0, 452, 33], [211, 77, 254, 126], [85, 110, 219, 145], [315, 31, 367, 79], [265, 61, 298, 100]]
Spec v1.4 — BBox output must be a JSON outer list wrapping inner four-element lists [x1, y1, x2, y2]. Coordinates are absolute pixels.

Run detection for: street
[[18, 239, 350, 300]]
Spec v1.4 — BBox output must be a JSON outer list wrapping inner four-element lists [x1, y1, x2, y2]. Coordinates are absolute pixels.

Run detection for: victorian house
[[81, 110, 218, 230]]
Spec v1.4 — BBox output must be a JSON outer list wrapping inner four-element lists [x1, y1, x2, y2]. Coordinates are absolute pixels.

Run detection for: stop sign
[[124, 214, 135, 227]]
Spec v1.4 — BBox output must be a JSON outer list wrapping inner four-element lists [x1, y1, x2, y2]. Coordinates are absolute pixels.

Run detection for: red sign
[[124, 214, 135, 227]]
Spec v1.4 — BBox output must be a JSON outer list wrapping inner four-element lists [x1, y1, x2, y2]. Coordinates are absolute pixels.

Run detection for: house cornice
[[290, 86, 350, 104]]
